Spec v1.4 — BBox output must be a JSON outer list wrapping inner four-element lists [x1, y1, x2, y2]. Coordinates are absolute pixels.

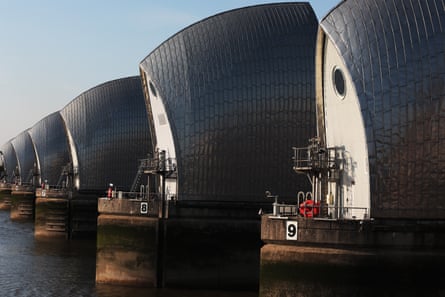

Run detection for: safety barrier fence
[[271, 201, 369, 220]]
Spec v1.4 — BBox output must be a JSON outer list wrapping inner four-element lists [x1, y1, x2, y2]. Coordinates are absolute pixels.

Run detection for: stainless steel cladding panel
[[29, 112, 70, 186], [60, 76, 151, 192], [11, 131, 37, 184], [0, 142, 18, 183], [320, 0, 445, 219], [140, 4, 318, 202]]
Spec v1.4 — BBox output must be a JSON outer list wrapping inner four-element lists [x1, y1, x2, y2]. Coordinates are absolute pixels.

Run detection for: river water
[[4, 207, 444, 297], [0, 210, 256, 297]]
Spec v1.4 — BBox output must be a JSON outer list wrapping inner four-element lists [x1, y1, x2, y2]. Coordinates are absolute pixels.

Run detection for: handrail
[[268, 201, 370, 220], [102, 190, 164, 201]]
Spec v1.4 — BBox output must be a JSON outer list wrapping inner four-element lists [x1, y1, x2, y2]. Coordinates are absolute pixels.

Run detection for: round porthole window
[[149, 81, 157, 97], [332, 67, 346, 98]]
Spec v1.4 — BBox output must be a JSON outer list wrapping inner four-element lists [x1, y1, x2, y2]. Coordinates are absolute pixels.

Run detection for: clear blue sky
[[0, 0, 339, 146]]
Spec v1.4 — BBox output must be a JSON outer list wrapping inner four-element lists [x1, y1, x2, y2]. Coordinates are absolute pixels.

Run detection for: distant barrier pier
[[35, 188, 69, 238], [0, 182, 12, 210], [10, 184, 35, 221], [34, 187, 98, 239]]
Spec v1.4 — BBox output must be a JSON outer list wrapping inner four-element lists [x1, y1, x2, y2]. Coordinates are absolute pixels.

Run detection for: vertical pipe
[[156, 165, 166, 287]]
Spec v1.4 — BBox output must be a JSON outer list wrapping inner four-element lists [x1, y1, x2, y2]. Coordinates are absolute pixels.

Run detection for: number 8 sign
[[286, 221, 298, 240], [140, 202, 148, 214]]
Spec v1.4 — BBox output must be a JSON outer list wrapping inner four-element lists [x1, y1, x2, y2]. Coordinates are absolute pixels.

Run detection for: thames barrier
[[1, 1, 445, 296]]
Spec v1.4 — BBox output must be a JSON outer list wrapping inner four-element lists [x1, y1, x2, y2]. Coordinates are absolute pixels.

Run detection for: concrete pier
[[0, 183, 12, 210], [96, 198, 263, 289], [96, 198, 159, 287], [10, 185, 35, 221], [34, 188, 98, 239], [259, 215, 445, 297], [35, 188, 70, 238]]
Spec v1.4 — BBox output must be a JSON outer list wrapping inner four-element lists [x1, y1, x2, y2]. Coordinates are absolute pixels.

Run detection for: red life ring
[[299, 200, 320, 218]]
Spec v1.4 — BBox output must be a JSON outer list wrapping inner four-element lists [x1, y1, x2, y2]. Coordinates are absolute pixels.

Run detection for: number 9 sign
[[286, 221, 298, 240]]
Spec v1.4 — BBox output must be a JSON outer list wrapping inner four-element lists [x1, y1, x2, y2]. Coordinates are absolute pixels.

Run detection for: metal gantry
[[130, 150, 176, 196], [291, 137, 355, 219]]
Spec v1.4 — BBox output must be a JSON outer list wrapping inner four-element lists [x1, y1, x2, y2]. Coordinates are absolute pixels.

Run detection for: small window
[[149, 81, 157, 97], [332, 67, 346, 98], [158, 113, 167, 126]]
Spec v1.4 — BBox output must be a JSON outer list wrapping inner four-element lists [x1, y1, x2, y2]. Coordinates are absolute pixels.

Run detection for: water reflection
[[0, 210, 257, 297], [2, 208, 444, 297], [95, 285, 257, 297]]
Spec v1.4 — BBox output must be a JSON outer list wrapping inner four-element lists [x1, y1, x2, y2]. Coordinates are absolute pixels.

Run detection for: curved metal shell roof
[[28, 112, 70, 186], [0, 141, 18, 183], [320, 0, 445, 218], [140, 3, 318, 202], [60, 76, 151, 192], [11, 130, 37, 185]]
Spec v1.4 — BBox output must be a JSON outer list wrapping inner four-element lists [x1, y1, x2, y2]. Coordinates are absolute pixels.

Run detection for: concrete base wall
[[35, 197, 69, 239], [261, 215, 445, 248], [0, 189, 12, 210], [98, 198, 156, 216], [10, 191, 35, 221], [260, 215, 445, 297], [162, 217, 261, 290], [95, 199, 263, 290], [96, 214, 159, 287], [260, 243, 445, 297], [34, 190, 99, 239]]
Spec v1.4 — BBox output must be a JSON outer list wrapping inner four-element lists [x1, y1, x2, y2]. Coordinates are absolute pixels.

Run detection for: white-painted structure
[[64, 125, 80, 190], [144, 77, 177, 200], [318, 37, 370, 219], [28, 131, 42, 185]]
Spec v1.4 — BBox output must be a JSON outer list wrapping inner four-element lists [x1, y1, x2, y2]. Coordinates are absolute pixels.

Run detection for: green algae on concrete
[[96, 214, 159, 287]]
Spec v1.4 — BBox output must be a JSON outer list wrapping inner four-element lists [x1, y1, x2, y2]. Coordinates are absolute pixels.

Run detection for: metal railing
[[272, 203, 370, 220], [269, 202, 369, 220], [267, 189, 370, 220], [275, 204, 299, 216], [103, 186, 172, 202], [292, 145, 338, 175], [130, 153, 177, 193]]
